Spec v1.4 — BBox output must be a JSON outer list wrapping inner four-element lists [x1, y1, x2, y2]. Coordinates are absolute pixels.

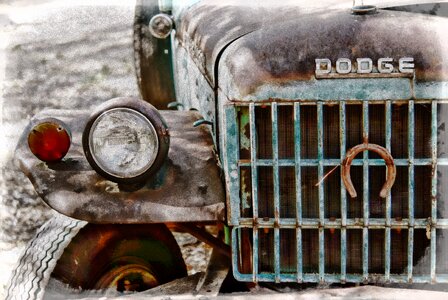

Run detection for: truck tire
[[5, 214, 87, 300], [6, 214, 187, 300]]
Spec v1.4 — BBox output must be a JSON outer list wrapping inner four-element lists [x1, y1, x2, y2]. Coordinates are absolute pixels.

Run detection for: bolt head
[[149, 14, 173, 39]]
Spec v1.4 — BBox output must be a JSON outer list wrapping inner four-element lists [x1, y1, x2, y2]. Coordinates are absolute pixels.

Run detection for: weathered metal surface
[[385, 2, 448, 17], [148, 13, 174, 39], [174, 0, 308, 87], [342, 143, 396, 198], [103, 248, 230, 299], [169, 223, 231, 258], [172, 38, 217, 142], [134, 0, 176, 109], [223, 100, 448, 284], [15, 109, 225, 224], [218, 9, 448, 101], [174, 0, 448, 89]]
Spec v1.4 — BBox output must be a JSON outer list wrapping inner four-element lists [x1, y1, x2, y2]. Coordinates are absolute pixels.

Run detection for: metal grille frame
[[224, 99, 448, 284]]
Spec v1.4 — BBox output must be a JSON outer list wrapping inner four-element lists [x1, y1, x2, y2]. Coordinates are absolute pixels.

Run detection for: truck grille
[[224, 100, 448, 283]]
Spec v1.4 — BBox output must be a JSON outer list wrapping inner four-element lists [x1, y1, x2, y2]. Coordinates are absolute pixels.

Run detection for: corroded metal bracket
[[134, 0, 176, 109], [15, 109, 225, 224], [342, 143, 396, 198]]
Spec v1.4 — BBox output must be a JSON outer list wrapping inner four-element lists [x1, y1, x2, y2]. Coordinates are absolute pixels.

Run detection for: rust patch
[[342, 143, 396, 199], [15, 109, 225, 224], [221, 9, 448, 97]]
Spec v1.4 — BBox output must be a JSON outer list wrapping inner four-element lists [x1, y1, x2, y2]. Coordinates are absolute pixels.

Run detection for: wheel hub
[[95, 262, 159, 292]]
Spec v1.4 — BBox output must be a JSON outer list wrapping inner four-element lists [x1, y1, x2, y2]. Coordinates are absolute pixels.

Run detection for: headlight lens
[[88, 108, 159, 178], [83, 98, 169, 184]]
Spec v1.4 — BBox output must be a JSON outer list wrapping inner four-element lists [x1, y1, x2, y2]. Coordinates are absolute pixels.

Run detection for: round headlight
[[83, 98, 169, 184]]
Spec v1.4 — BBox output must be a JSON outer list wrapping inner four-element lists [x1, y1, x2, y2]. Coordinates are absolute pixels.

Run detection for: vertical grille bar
[[225, 106, 240, 224], [317, 102, 325, 281], [272, 103, 281, 282], [230, 99, 446, 284], [385, 100, 392, 280], [431, 101, 438, 282], [249, 103, 259, 282], [340, 101, 347, 282], [408, 100, 415, 282], [294, 102, 303, 282], [362, 101, 369, 280]]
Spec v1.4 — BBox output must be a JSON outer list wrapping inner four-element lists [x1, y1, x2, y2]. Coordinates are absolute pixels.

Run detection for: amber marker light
[[28, 119, 71, 162]]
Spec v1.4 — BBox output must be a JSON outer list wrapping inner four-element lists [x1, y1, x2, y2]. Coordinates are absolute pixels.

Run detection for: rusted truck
[[6, 0, 448, 299]]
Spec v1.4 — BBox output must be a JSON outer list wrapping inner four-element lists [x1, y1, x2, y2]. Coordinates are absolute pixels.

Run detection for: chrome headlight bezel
[[82, 97, 169, 184]]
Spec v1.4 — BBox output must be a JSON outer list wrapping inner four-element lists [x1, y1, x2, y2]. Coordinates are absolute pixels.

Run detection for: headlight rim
[[82, 97, 169, 184]]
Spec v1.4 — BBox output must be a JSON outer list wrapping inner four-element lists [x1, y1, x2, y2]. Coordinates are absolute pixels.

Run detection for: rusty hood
[[215, 8, 448, 100], [175, 1, 448, 93]]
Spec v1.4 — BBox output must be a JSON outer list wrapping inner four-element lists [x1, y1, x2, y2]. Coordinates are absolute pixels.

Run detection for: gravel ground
[[0, 1, 211, 297]]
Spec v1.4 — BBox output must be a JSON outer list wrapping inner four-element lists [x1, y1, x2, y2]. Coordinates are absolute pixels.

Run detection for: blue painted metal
[[339, 101, 347, 282], [431, 227, 437, 282], [408, 100, 415, 282], [237, 158, 448, 167], [223, 78, 415, 102], [317, 102, 325, 282], [385, 100, 392, 281], [224, 106, 240, 225], [415, 82, 448, 100], [362, 101, 369, 282], [227, 100, 448, 284], [431, 101, 438, 283], [294, 103, 303, 282], [249, 103, 259, 282], [271, 103, 281, 283], [296, 228, 303, 283], [236, 217, 448, 229]]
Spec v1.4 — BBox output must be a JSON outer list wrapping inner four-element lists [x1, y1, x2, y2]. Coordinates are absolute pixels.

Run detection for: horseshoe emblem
[[342, 143, 396, 198]]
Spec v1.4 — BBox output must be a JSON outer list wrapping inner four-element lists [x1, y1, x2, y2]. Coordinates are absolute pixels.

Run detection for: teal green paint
[[385, 100, 392, 280], [227, 100, 448, 283], [340, 101, 347, 282], [415, 82, 448, 99], [225, 78, 413, 101], [431, 101, 438, 281], [224, 106, 241, 225], [224, 225, 231, 245], [408, 100, 415, 281]]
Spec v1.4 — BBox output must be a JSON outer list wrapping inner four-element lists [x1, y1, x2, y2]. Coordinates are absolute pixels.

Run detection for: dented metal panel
[[172, 39, 216, 142], [174, 1, 448, 88], [15, 109, 225, 224], [217, 9, 448, 101], [174, 0, 309, 86]]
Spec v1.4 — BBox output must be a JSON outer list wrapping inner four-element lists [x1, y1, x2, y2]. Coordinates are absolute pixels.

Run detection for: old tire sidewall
[[6, 214, 187, 300], [5, 214, 87, 300], [50, 222, 187, 292]]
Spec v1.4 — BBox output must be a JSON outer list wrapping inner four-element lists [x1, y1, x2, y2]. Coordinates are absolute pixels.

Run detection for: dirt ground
[[0, 0, 210, 297]]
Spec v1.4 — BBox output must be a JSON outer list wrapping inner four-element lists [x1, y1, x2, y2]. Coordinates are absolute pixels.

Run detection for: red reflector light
[[28, 120, 71, 162]]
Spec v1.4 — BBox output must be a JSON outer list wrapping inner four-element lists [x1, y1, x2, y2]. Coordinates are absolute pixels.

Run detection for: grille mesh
[[226, 100, 448, 283]]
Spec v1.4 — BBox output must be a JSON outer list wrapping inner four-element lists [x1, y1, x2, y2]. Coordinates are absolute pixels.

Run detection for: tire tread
[[5, 214, 87, 300]]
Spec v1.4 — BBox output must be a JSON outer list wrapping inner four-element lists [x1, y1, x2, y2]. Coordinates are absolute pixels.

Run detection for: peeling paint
[[15, 109, 225, 224]]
